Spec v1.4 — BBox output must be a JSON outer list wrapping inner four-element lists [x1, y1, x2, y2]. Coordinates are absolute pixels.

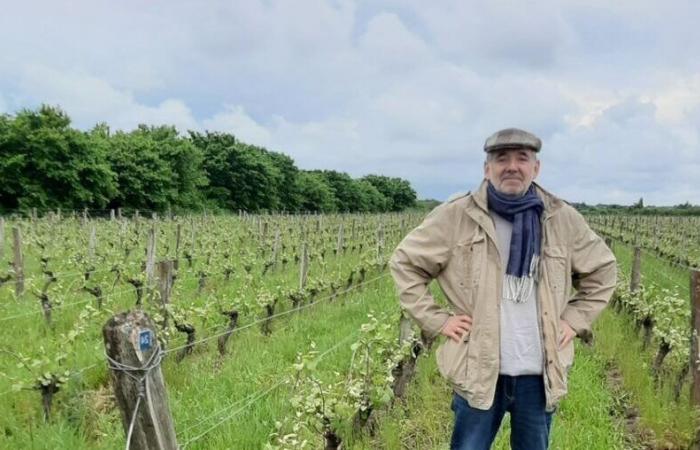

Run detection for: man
[[389, 128, 616, 450]]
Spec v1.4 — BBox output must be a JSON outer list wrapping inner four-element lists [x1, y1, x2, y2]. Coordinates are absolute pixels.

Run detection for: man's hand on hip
[[440, 315, 473, 342], [559, 319, 576, 349]]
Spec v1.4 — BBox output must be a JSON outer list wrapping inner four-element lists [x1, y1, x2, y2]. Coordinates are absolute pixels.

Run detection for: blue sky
[[1, 0, 699, 205]]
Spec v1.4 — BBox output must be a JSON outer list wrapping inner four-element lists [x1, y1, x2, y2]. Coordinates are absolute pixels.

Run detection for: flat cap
[[484, 128, 541, 152]]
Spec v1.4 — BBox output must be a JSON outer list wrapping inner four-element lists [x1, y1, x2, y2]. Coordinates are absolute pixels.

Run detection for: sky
[[1, 0, 699, 206]]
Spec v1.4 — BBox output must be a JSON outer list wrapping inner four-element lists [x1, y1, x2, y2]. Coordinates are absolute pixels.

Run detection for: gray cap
[[484, 128, 541, 152]]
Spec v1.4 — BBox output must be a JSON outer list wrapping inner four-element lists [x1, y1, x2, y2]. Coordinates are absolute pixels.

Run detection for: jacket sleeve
[[389, 204, 453, 338], [561, 212, 617, 340]]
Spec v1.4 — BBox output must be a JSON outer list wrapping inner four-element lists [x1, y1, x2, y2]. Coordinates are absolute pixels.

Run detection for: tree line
[[0, 105, 417, 214]]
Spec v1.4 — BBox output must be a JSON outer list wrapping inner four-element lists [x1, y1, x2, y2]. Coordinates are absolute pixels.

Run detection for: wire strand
[[180, 328, 358, 448], [163, 272, 389, 355]]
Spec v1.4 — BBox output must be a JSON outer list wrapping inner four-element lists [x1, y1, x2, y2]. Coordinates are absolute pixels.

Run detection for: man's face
[[484, 148, 540, 196]]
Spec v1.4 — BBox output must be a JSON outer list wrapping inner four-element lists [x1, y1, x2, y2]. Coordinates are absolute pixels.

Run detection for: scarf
[[487, 181, 544, 303]]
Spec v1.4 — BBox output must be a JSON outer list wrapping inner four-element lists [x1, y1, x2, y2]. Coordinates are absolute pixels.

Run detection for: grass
[[0, 270, 406, 449], [587, 240, 698, 449], [350, 335, 626, 449]]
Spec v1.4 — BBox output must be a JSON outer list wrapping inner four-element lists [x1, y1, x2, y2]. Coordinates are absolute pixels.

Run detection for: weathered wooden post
[[691, 271, 700, 402], [88, 224, 97, 262], [272, 228, 281, 266], [13, 227, 24, 297], [336, 223, 344, 255], [103, 310, 178, 450], [110, 209, 116, 221], [299, 242, 309, 291], [156, 260, 174, 328], [392, 313, 419, 399], [691, 271, 700, 449], [0, 217, 4, 262], [376, 223, 385, 263], [174, 223, 182, 269], [146, 226, 156, 291], [630, 246, 642, 294]]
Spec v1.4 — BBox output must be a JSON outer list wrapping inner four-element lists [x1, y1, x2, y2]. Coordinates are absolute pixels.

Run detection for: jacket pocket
[[457, 234, 485, 293], [542, 246, 568, 308], [436, 334, 470, 389]]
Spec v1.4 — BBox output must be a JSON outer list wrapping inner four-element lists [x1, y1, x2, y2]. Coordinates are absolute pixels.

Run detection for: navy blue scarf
[[487, 181, 544, 302]]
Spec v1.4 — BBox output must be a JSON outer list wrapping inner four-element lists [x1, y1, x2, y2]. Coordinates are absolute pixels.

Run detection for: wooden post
[[175, 224, 182, 267], [13, 227, 24, 297], [0, 217, 4, 262], [299, 242, 309, 290], [376, 223, 385, 262], [88, 224, 96, 262], [146, 227, 156, 289], [336, 223, 344, 255], [691, 271, 700, 450], [392, 313, 418, 398], [691, 271, 700, 404], [103, 310, 178, 450], [630, 246, 642, 294], [156, 261, 174, 328], [117, 208, 123, 221], [272, 228, 281, 265]]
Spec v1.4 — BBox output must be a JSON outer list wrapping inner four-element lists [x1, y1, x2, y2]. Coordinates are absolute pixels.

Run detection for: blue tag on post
[[139, 330, 152, 351]]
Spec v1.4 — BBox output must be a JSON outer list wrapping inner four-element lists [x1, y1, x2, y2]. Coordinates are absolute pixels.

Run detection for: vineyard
[[0, 211, 428, 449], [588, 215, 700, 448], [1, 211, 700, 449]]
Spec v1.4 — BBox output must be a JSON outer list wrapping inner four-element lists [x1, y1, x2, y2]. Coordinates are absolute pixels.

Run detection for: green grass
[[0, 272, 404, 449], [350, 336, 626, 450], [588, 241, 698, 449]]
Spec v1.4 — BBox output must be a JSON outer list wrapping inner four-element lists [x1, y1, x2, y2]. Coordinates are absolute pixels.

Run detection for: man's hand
[[559, 319, 576, 349], [440, 315, 473, 342]]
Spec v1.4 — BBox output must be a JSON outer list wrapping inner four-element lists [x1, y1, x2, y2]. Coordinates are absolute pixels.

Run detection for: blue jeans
[[450, 375, 553, 450]]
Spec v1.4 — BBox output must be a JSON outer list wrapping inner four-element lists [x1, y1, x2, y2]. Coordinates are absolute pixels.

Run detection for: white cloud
[[202, 105, 273, 147], [17, 65, 198, 132]]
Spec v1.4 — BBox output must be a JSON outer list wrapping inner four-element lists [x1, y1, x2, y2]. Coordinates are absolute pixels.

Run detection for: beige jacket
[[390, 180, 616, 411]]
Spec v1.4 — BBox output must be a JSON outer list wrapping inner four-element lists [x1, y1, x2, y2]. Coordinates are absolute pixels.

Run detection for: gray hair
[[485, 149, 539, 163]]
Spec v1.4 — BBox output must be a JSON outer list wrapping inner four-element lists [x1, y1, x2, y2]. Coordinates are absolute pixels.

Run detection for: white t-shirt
[[490, 211, 543, 376]]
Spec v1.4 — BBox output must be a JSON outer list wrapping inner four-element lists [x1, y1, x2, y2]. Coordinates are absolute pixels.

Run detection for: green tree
[[0, 105, 116, 211], [362, 175, 417, 211], [297, 171, 337, 213], [106, 128, 177, 211], [190, 132, 283, 212], [355, 180, 388, 212]]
